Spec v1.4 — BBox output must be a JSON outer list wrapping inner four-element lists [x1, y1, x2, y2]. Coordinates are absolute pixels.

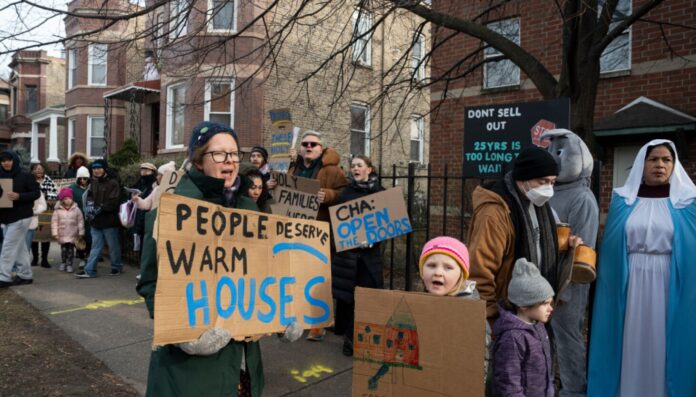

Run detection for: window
[[67, 118, 76, 155], [352, 9, 372, 66], [0, 104, 7, 124], [483, 18, 520, 89], [410, 115, 424, 163], [350, 103, 370, 156], [411, 33, 425, 81], [170, 0, 188, 39], [67, 49, 77, 89], [88, 44, 107, 86], [205, 79, 234, 126], [87, 116, 106, 157], [599, 0, 632, 73], [166, 83, 186, 148], [25, 85, 38, 113], [209, 0, 235, 32], [155, 11, 166, 56]]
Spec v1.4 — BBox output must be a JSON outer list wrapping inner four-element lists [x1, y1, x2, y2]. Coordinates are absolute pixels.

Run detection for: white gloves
[[177, 328, 231, 356]]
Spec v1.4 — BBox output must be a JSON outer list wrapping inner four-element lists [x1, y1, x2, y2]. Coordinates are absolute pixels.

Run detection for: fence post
[[442, 163, 448, 236], [389, 164, 397, 290], [405, 162, 415, 291], [425, 163, 431, 243]]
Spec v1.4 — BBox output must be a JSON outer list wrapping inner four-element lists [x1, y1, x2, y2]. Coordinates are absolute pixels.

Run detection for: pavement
[[11, 245, 353, 396]]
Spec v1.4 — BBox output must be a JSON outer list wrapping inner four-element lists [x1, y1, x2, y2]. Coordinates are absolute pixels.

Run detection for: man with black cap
[[0, 150, 40, 287], [468, 146, 582, 326]]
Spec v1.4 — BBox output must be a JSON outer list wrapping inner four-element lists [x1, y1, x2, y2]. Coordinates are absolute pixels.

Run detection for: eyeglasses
[[204, 151, 244, 163], [301, 141, 320, 148]]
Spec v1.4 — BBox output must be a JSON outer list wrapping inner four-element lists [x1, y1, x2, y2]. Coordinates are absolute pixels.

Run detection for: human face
[[74, 158, 84, 167], [523, 176, 556, 190], [247, 176, 263, 202], [301, 136, 323, 162], [196, 133, 240, 188], [92, 168, 105, 178], [61, 197, 74, 207], [32, 165, 45, 179], [141, 168, 155, 176], [1, 158, 12, 171], [351, 158, 372, 182], [643, 145, 674, 186], [519, 298, 554, 324], [421, 253, 463, 296], [250, 152, 265, 168], [77, 177, 89, 187]]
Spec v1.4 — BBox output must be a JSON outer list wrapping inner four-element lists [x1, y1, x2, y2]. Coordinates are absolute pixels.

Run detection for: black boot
[[31, 242, 39, 267], [40, 241, 51, 268], [342, 336, 354, 357]]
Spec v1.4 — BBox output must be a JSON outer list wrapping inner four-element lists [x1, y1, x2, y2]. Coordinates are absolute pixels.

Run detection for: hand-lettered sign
[[0, 179, 12, 208], [152, 193, 333, 346], [269, 171, 321, 220], [352, 288, 486, 397], [329, 187, 412, 252], [151, 170, 185, 210], [268, 109, 298, 173]]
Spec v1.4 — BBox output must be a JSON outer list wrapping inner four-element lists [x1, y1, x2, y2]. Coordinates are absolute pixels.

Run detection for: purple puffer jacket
[[492, 305, 554, 397]]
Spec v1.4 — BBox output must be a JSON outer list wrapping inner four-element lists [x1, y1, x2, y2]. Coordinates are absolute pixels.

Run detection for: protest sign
[[329, 187, 412, 252], [0, 179, 12, 207], [269, 171, 321, 219], [34, 210, 53, 241], [352, 287, 486, 397], [268, 109, 298, 173], [463, 98, 570, 178], [52, 178, 74, 190], [150, 169, 185, 210], [152, 193, 333, 346]]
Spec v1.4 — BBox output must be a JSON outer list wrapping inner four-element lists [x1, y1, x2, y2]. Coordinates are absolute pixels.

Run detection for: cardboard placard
[[151, 170, 185, 210], [0, 179, 12, 208], [352, 288, 486, 397], [34, 210, 53, 242], [269, 171, 321, 220], [52, 178, 74, 190], [329, 187, 412, 252], [152, 193, 333, 346], [268, 109, 298, 173]]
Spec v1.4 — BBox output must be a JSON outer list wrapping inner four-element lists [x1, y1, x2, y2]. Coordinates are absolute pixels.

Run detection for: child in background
[[493, 258, 555, 397], [51, 187, 85, 273]]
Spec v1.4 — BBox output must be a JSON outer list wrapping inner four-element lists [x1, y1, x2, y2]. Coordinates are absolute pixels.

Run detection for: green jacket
[[136, 169, 263, 397]]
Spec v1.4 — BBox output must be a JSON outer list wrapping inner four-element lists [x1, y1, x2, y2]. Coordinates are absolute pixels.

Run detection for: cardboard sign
[[152, 193, 333, 346], [268, 109, 297, 173], [34, 210, 53, 242], [269, 171, 321, 220], [329, 187, 412, 252], [463, 98, 570, 178], [151, 170, 185, 210], [0, 179, 12, 208], [52, 178, 74, 190], [352, 288, 486, 397]]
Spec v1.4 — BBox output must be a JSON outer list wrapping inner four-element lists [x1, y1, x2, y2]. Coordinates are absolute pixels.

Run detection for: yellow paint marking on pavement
[[49, 298, 144, 315], [290, 364, 334, 383]]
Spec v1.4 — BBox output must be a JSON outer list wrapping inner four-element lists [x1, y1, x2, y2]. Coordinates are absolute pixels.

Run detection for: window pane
[[410, 140, 420, 162], [91, 117, 104, 137], [90, 117, 106, 157], [0, 105, 7, 123], [171, 87, 185, 145], [351, 131, 365, 155], [485, 58, 520, 88], [212, 0, 234, 30], [600, 32, 630, 72], [25, 86, 37, 113], [210, 113, 231, 125], [350, 106, 366, 131], [352, 9, 371, 64], [210, 83, 231, 113], [485, 19, 520, 57]]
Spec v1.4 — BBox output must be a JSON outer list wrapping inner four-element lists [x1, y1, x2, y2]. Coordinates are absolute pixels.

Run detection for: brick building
[[0, 79, 10, 149], [429, 0, 696, 225]]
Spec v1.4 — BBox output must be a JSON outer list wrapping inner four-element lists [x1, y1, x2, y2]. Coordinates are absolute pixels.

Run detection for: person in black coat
[[0, 150, 41, 287], [332, 155, 384, 356], [130, 163, 157, 254]]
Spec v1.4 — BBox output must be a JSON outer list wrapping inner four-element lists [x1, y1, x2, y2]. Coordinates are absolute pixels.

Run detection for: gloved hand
[[277, 321, 304, 343], [177, 328, 231, 356], [359, 241, 372, 249]]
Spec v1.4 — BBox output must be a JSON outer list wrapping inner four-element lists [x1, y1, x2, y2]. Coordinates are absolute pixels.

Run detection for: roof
[[103, 80, 160, 102], [594, 96, 696, 137]]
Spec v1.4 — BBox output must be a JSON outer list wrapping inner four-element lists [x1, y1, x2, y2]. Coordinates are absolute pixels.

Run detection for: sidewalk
[[11, 246, 353, 396]]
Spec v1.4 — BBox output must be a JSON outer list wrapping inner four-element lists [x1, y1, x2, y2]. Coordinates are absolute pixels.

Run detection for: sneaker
[[12, 277, 33, 286], [75, 271, 95, 279], [109, 269, 122, 276], [342, 338, 354, 357], [59, 263, 66, 272], [40, 261, 51, 269], [0, 279, 14, 288], [306, 328, 326, 342], [66, 265, 74, 273]]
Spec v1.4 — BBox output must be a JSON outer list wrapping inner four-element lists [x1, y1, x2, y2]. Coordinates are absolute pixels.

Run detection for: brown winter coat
[[51, 202, 85, 244], [467, 186, 516, 320], [289, 147, 347, 221]]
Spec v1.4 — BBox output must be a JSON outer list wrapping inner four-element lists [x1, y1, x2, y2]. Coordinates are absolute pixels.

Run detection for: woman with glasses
[[30, 163, 58, 268], [137, 121, 264, 397], [68, 166, 92, 260]]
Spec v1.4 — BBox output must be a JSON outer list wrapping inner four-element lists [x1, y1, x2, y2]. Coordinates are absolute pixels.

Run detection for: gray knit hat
[[507, 258, 555, 307]]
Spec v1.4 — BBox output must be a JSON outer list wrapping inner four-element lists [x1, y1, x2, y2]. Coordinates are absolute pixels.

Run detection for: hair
[[243, 168, 268, 210], [300, 130, 323, 144], [30, 163, 43, 172], [352, 155, 374, 171], [645, 143, 676, 161], [191, 133, 240, 168]]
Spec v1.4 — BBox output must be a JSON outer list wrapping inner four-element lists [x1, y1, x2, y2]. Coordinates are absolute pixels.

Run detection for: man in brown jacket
[[468, 147, 581, 325]]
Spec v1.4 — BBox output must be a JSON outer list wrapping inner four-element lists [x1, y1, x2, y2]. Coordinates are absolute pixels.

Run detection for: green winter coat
[[136, 168, 264, 397]]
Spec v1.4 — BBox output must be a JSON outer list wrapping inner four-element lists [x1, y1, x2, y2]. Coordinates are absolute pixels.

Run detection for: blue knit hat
[[90, 159, 107, 170], [188, 121, 239, 159]]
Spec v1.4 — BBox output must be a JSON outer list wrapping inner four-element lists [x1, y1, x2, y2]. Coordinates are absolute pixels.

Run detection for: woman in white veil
[[588, 139, 696, 397]]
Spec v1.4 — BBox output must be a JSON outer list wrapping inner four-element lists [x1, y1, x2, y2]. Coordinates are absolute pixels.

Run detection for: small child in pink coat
[[51, 187, 85, 272]]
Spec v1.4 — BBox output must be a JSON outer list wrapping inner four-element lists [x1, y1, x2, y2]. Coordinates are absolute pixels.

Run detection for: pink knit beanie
[[418, 236, 470, 279], [58, 187, 73, 201]]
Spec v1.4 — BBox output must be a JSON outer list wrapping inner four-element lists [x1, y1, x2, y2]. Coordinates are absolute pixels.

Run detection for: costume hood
[[540, 128, 593, 182]]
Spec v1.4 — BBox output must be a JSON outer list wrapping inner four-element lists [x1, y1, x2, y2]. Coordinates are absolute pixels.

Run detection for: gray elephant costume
[[542, 129, 599, 397]]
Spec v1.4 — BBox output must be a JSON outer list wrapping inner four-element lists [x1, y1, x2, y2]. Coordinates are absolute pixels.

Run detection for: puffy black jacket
[[87, 172, 121, 229], [0, 150, 40, 224]]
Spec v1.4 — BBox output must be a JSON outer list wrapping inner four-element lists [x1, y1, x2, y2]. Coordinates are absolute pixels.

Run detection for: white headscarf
[[614, 139, 696, 208]]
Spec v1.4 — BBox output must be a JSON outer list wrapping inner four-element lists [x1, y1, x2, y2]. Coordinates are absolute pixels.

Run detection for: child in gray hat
[[493, 258, 555, 397]]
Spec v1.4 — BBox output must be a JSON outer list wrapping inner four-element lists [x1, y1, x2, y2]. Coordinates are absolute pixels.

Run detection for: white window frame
[[350, 102, 371, 156], [410, 115, 425, 164], [87, 44, 108, 86], [67, 49, 77, 89], [155, 11, 166, 57], [86, 116, 105, 158], [169, 0, 188, 40], [411, 33, 425, 81], [599, 0, 632, 74], [207, 0, 237, 33], [166, 83, 186, 149], [483, 18, 521, 89], [67, 118, 76, 155], [204, 78, 235, 127], [351, 8, 372, 67]]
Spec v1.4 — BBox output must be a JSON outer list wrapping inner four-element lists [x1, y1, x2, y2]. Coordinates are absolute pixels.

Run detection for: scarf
[[350, 173, 379, 192], [223, 177, 241, 208]]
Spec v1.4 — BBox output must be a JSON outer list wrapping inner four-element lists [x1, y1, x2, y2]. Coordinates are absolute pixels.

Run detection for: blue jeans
[[26, 228, 35, 252], [0, 218, 33, 282], [84, 227, 122, 276]]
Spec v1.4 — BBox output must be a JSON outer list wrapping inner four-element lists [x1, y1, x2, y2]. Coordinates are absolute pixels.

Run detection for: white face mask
[[525, 183, 554, 207]]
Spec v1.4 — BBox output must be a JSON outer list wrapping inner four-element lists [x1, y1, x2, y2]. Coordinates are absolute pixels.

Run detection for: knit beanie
[[512, 146, 559, 181], [251, 146, 268, 162], [76, 166, 90, 178], [418, 236, 470, 279], [58, 187, 74, 201], [188, 121, 239, 160], [507, 258, 555, 307], [90, 159, 106, 170], [157, 161, 176, 175]]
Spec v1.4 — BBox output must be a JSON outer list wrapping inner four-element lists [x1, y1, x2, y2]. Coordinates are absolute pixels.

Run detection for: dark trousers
[[61, 243, 75, 267], [31, 241, 50, 265], [335, 259, 381, 343]]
